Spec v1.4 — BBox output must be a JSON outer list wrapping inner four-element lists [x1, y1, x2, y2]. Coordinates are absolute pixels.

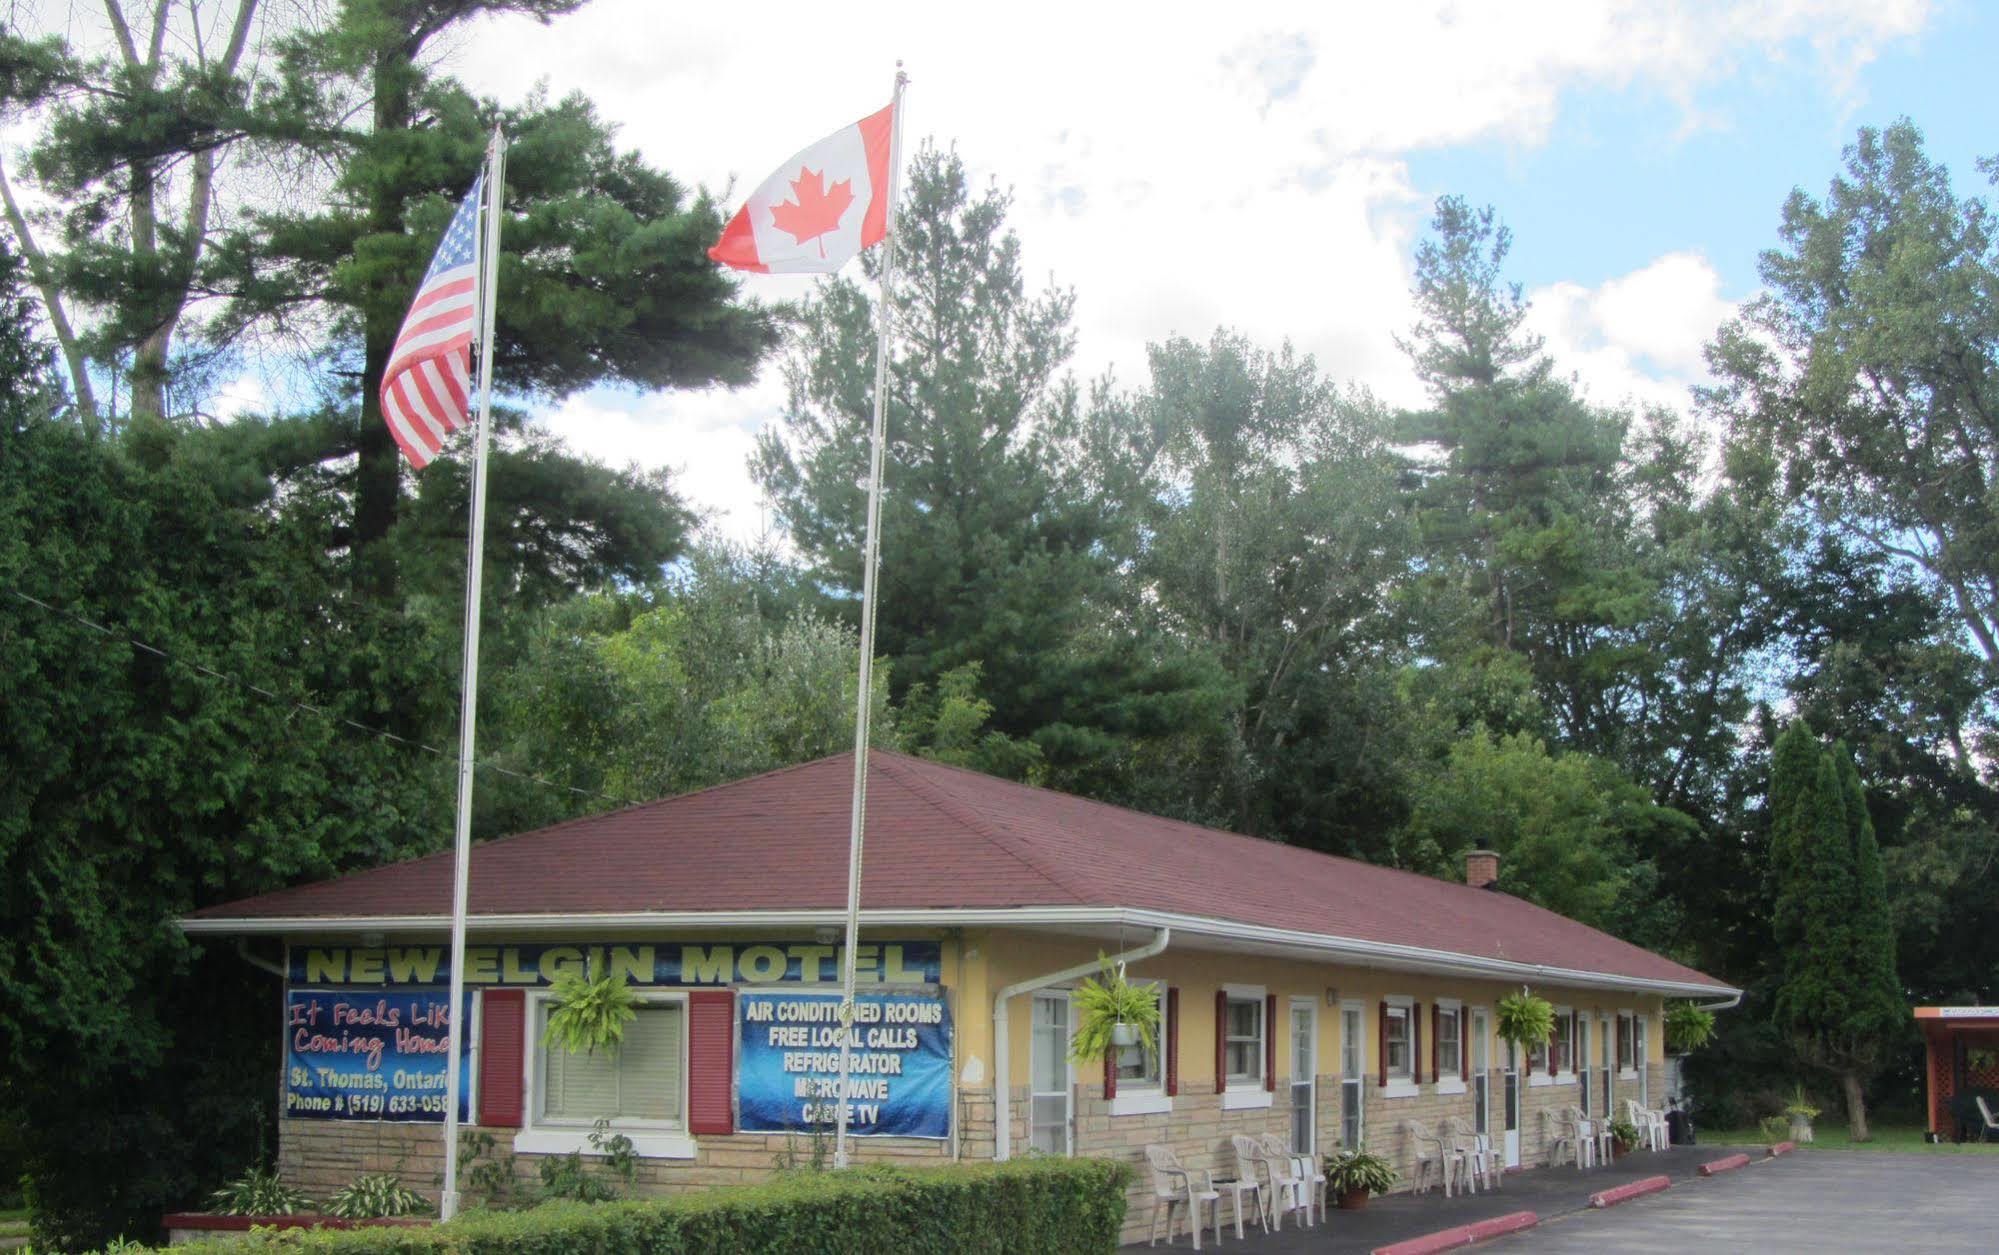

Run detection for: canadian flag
[[708, 101, 897, 275]]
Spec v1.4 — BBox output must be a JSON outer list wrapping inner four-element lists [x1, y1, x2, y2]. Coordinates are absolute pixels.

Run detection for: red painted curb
[[1372, 1226, 1473, 1255], [1768, 1140, 1797, 1156], [1699, 1153, 1752, 1177], [1590, 1174, 1672, 1208], [1467, 1211, 1540, 1241], [1372, 1210, 1540, 1255]]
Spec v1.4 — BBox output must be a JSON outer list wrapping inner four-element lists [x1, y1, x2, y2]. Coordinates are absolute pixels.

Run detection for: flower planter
[[1110, 1022, 1138, 1047], [1788, 1115, 1815, 1143], [1338, 1188, 1371, 1210]]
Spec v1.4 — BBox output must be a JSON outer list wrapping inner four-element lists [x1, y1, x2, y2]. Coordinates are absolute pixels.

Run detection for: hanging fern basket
[[1069, 954, 1161, 1064], [543, 965, 641, 1054], [1496, 988, 1555, 1050]]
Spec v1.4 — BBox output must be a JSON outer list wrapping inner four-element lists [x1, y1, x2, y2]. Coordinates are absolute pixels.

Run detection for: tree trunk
[[351, 38, 417, 594], [1841, 1070, 1870, 1142]]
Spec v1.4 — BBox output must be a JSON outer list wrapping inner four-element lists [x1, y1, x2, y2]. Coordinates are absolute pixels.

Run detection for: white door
[[1340, 1001, 1365, 1149], [1471, 1008, 1491, 1141], [1503, 1040, 1521, 1167], [1600, 1015, 1614, 1117], [1029, 991, 1072, 1155], [1290, 999, 1316, 1155], [1578, 1017, 1593, 1117]]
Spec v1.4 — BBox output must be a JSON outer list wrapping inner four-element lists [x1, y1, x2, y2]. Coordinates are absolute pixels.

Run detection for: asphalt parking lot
[[1504, 1151, 1998, 1253]]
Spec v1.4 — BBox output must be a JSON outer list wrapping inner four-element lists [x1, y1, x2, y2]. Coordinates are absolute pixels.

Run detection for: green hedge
[[171, 1159, 1130, 1255]]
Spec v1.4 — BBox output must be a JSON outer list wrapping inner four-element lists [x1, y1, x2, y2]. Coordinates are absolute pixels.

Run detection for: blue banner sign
[[290, 940, 941, 988], [285, 989, 469, 1121], [736, 989, 953, 1139]]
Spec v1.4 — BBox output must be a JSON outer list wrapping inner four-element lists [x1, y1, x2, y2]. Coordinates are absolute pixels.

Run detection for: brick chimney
[[1465, 849, 1501, 890]]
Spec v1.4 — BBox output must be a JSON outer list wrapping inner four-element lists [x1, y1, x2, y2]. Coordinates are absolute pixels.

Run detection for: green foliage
[[1783, 1086, 1821, 1120], [1665, 1003, 1717, 1053], [541, 970, 639, 1056], [323, 1175, 429, 1221], [1067, 958, 1162, 1064], [536, 1121, 637, 1203], [1321, 1149, 1397, 1196], [1766, 726, 1904, 1132], [207, 1170, 312, 1218], [1496, 989, 1555, 1049], [1608, 1118, 1640, 1153], [170, 1159, 1132, 1255]]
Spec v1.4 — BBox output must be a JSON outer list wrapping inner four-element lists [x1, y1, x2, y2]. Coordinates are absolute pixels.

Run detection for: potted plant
[[1664, 1002, 1716, 1055], [543, 963, 640, 1053], [1323, 1148, 1397, 1209], [1608, 1117, 1640, 1159], [1496, 987, 1555, 1053], [1782, 1085, 1819, 1143], [1068, 955, 1161, 1063]]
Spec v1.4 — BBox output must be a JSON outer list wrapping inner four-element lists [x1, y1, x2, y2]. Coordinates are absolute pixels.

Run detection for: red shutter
[[1103, 1052, 1117, 1100], [1264, 994, 1277, 1093], [1412, 1001, 1423, 1085], [1165, 988, 1180, 1097], [1460, 1006, 1470, 1082], [477, 988, 525, 1128], [1377, 1000, 1387, 1087], [687, 989, 735, 1135], [1216, 990, 1228, 1094]]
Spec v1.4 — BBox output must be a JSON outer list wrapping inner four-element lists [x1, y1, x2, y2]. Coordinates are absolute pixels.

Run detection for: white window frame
[[1108, 982, 1173, 1116], [1221, 983, 1273, 1110], [516, 988, 695, 1159], [1382, 994, 1418, 1098], [1617, 1009, 1639, 1078], [1432, 997, 1467, 1096]]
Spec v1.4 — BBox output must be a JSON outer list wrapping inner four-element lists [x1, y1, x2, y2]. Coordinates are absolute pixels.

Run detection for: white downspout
[[1691, 992, 1743, 1012], [992, 927, 1170, 1162]]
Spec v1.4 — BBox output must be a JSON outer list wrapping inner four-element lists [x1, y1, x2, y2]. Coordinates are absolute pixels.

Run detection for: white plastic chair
[[1232, 1133, 1301, 1232], [1402, 1118, 1466, 1196], [1443, 1115, 1499, 1191], [1258, 1132, 1324, 1227], [1541, 1106, 1586, 1170], [1144, 1144, 1222, 1249], [1212, 1138, 1269, 1240], [1574, 1106, 1612, 1166], [1976, 1096, 1999, 1143], [1623, 1097, 1668, 1151]]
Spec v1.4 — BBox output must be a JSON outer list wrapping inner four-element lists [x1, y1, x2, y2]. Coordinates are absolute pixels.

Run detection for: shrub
[[208, 1168, 313, 1217], [325, 1174, 432, 1220], [169, 1157, 1132, 1255]]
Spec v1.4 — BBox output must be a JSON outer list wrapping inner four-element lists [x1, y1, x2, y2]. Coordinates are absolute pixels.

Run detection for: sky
[[436, 3, 1987, 538]]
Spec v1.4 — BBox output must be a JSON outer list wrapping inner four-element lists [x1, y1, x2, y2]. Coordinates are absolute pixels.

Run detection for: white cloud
[[434, 0, 1925, 538], [1526, 251, 1739, 412]]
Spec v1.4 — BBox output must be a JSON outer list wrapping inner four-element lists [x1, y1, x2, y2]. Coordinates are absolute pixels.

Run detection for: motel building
[[181, 751, 1738, 1241]]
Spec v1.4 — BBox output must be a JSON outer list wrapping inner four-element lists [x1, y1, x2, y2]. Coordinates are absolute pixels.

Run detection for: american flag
[[381, 173, 485, 468]]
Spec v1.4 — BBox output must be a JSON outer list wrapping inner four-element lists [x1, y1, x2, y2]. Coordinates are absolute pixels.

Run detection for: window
[[1527, 1038, 1550, 1074], [1226, 994, 1265, 1083], [535, 995, 685, 1128], [1552, 1009, 1574, 1075], [1114, 984, 1165, 1089], [1383, 1004, 1412, 1079], [1436, 1006, 1462, 1078], [1617, 1012, 1635, 1072]]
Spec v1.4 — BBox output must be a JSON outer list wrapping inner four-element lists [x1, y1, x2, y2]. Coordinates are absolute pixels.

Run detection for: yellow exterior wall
[[974, 931, 1669, 1090]]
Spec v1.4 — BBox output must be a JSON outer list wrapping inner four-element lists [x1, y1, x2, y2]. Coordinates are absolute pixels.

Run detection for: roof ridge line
[[874, 755, 1085, 900]]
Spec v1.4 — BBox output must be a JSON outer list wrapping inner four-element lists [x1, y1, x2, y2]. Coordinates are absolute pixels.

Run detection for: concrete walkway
[[1124, 1145, 1713, 1252]]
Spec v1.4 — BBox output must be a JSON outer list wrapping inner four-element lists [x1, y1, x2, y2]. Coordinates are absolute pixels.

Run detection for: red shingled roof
[[191, 750, 1728, 991]]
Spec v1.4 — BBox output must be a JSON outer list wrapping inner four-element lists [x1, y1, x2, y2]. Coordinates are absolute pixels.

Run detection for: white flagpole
[[834, 64, 907, 1171], [440, 126, 506, 1222]]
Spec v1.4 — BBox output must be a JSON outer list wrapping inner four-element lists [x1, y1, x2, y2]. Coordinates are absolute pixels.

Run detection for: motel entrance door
[[1030, 991, 1073, 1155], [1503, 1040, 1522, 1167], [1471, 1008, 1492, 1144]]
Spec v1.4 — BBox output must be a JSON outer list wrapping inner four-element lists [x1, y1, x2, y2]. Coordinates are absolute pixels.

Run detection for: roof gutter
[[178, 905, 1736, 1000], [992, 927, 1169, 1163]]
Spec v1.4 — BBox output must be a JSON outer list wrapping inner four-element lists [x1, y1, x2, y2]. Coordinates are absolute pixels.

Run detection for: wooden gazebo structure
[[1917, 1006, 1999, 1141]]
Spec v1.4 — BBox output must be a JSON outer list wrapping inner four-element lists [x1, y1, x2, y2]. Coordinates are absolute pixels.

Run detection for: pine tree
[[1767, 724, 1903, 1140]]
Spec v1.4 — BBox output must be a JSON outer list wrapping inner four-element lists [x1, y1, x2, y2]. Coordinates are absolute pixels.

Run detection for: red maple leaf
[[768, 166, 855, 257]]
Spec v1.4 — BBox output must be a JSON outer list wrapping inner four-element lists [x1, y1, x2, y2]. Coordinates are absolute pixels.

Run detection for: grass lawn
[[1706, 1122, 1999, 1154]]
